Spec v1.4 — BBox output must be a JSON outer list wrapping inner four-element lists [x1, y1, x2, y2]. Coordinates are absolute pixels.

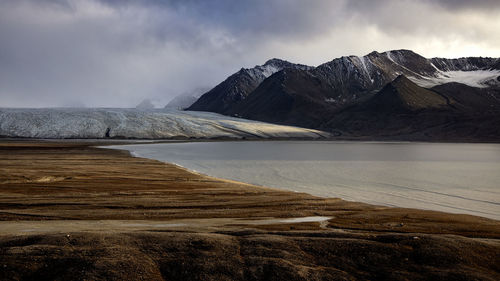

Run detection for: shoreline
[[2, 136, 500, 144], [106, 141, 500, 220], [0, 141, 499, 280]]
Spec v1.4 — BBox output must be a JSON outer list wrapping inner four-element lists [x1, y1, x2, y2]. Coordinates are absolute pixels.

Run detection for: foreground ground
[[0, 141, 499, 280]]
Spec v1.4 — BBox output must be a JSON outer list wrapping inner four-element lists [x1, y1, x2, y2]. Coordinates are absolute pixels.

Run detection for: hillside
[[322, 76, 500, 141]]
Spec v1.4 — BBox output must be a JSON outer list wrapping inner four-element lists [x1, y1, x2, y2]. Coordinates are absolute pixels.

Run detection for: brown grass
[[0, 141, 499, 280]]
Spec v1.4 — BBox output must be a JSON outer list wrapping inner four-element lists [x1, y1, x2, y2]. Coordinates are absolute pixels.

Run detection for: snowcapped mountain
[[186, 49, 500, 141], [192, 50, 499, 115], [311, 50, 499, 104], [0, 108, 329, 139], [187, 58, 313, 114]]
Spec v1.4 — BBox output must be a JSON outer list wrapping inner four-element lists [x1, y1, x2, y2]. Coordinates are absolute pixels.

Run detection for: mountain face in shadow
[[187, 50, 500, 141], [188, 59, 312, 114], [322, 76, 500, 141], [361, 75, 449, 113]]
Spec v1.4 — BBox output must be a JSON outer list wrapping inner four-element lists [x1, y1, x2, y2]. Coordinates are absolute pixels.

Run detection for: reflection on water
[[109, 141, 500, 220]]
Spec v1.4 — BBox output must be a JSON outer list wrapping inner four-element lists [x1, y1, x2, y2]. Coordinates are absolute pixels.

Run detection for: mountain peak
[[264, 58, 289, 66], [366, 51, 380, 57], [381, 49, 425, 60], [188, 58, 311, 114], [386, 49, 418, 55]]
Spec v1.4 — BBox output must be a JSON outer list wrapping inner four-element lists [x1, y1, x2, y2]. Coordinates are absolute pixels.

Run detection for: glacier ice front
[[0, 108, 329, 139]]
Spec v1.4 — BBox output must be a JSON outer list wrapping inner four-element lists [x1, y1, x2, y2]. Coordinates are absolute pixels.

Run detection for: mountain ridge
[[187, 49, 500, 141], [189, 49, 499, 116]]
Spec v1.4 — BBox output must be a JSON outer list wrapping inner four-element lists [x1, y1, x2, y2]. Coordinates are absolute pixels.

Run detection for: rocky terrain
[[0, 108, 328, 139], [187, 50, 500, 141]]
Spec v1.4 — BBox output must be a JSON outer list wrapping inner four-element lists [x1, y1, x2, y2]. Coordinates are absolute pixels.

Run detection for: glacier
[[0, 108, 330, 139], [409, 69, 500, 88]]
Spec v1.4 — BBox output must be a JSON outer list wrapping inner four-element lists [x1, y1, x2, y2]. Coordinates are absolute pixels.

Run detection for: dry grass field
[[0, 141, 498, 280]]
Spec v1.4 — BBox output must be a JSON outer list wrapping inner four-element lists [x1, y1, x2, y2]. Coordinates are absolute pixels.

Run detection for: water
[[108, 141, 500, 220]]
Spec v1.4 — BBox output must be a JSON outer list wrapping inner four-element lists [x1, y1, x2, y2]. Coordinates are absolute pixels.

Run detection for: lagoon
[[109, 141, 500, 220]]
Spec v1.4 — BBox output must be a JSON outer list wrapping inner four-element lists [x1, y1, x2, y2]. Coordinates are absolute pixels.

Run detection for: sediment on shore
[[0, 141, 499, 280]]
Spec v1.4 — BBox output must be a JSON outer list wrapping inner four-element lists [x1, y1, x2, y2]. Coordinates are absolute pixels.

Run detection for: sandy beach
[[0, 141, 499, 280]]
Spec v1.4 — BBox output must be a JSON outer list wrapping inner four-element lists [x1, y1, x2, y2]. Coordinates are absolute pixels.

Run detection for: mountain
[[431, 82, 500, 112], [187, 59, 313, 114], [227, 68, 341, 128], [164, 95, 199, 110], [310, 50, 438, 101], [227, 50, 452, 126], [231, 50, 499, 120], [165, 88, 209, 110], [135, 99, 155, 110], [0, 108, 329, 139], [360, 75, 449, 112], [186, 49, 500, 141], [429, 57, 500, 71], [322, 76, 500, 141]]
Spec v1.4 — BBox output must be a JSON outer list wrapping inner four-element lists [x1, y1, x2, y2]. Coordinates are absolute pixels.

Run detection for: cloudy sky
[[1, 0, 499, 107]]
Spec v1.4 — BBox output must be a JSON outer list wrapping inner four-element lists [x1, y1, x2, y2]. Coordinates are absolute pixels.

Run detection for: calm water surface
[[109, 141, 500, 220]]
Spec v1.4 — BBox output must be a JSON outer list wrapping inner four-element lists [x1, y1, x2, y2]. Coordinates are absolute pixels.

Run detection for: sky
[[1, 0, 499, 108]]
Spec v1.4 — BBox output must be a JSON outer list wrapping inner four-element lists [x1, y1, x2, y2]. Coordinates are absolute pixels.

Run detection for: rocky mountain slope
[[360, 75, 449, 112], [187, 49, 500, 140], [322, 76, 500, 141], [187, 59, 313, 114], [0, 108, 328, 139], [227, 68, 342, 128]]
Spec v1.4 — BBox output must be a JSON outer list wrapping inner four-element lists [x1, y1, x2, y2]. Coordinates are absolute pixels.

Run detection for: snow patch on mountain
[[409, 70, 500, 88], [386, 51, 395, 63], [359, 56, 373, 82], [247, 59, 313, 80], [259, 64, 281, 78]]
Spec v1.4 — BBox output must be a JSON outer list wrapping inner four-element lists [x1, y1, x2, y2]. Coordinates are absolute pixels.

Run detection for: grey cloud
[[425, 0, 500, 11], [347, 0, 500, 12], [0, 0, 499, 108], [97, 0, 348, 42]]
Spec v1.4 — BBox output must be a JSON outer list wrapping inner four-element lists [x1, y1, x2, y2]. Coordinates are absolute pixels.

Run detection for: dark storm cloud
[[0, 0, 499, 107]]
